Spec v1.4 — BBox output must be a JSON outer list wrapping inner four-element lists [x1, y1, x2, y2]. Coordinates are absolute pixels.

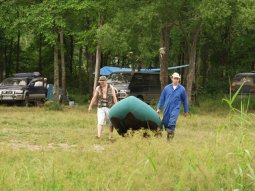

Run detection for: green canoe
[[109, 96, 162, 135]]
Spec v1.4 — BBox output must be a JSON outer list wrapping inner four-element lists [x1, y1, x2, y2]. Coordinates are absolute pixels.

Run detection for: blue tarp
[[143, 64, 190, 72], [47, 84, 64, 101], [100, 64, 189, 76], [47, 84, 54, 100], [100, 66, 132, 76]]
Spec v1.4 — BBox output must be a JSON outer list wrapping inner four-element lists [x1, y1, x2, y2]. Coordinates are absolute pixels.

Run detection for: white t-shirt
[[173, 85, 177, 90]]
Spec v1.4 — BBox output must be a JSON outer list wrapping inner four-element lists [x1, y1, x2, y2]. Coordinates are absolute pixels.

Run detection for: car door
[[28, 78, 46, 99], [129, 73, 145, 96], [145, 73, 161, 101]]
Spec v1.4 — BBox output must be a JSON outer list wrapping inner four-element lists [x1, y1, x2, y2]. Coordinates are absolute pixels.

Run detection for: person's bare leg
[[97, 125, 103, 138], [109, 125, 113, 139]]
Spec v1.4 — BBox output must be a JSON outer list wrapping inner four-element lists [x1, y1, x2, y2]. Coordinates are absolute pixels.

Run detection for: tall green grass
[[0, 96, 254, 190], [222, 83, 255, 190]]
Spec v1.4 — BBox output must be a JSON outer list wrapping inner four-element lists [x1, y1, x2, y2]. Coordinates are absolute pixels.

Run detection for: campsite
[[1, 0, 255, 190]]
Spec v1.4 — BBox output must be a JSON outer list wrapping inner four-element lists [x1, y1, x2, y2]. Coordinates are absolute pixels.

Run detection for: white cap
[[172, 72, 181, 79]]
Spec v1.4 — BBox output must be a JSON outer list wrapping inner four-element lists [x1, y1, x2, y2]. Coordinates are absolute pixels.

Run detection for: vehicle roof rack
[[15, 72, 41, 78]]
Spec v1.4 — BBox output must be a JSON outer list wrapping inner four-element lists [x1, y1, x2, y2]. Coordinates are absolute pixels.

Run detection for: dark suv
[[231, 72, 255, 95], [108, 71, 162, 103], [0, 72, 47, 106]]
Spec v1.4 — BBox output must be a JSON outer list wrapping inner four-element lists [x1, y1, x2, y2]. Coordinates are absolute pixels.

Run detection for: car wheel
[[37, 98, 46, 106], [24, 94, 29, 107]]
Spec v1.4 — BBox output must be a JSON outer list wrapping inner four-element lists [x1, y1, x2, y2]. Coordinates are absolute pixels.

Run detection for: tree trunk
[[60, 30, 67, 103], [6, 40, 13, 77], [186, 24, 201, 104], [186, 45, 196, 104], [194, 52, 201, 106], [53, 42, 59, 104], [182, 41, 189, 87], [93, 14, 103, 92], [79, 47, 83, 95], [16, 10, 20, 73], [16, 31, 20, 72], [201, 43, 208, 87], [0, 46, 3, 81], [93, 45, 101, 91], [4, 43, 7, 78], [86, 48, 94, 98], [69, 35, 74, 75], [0, 31, 4, 80], [159, 25, 170, 90], [38, 34, 42, 72]]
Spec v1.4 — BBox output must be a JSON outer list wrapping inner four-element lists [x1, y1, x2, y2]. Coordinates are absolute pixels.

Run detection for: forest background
[[0, 0, 254, 104]]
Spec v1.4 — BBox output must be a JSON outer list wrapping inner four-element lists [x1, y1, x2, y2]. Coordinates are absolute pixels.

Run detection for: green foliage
[[0, 0, 255, 97], [222, 81, 245, 112], [237, 0, 255, 31], [221, 82, 255, 190], [199, 0, 232, 26], [67, 93, 90, 105], [97, 24, 130, 56], [44, 101, 63, 111], [222, 81, 255, 133]]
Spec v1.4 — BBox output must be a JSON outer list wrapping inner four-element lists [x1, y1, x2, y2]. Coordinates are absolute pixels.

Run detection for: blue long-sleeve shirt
[[157, 83, 188, 128]]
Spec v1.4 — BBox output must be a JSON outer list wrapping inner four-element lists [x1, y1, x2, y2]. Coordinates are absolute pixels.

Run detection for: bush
[[44, 101, 63, 111]]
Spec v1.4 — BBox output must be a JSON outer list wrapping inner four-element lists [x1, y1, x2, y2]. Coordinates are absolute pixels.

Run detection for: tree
[[155, 0, 182, 89], [24, 1, 65, 104], [0, 30, 4, 81], [53, 39, 59, 104], [0, 0, 25, 76], [178, 0, 203, 104], [60, 29, 67, 102], [93, 0, 120, 92], [0, 0, 254, 102], [97, 0, 181, 89], [93, 13, 103, 92], [23, 0, 93, 103]]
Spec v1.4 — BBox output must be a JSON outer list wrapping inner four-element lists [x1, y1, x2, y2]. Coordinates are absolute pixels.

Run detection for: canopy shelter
[[142, 64, 190, 72], [100, 66, 131, 76], [100, 64, 189, 76]]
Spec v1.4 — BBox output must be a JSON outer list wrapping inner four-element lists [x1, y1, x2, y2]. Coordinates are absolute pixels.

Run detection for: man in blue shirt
[[157, 72, 189, 140]]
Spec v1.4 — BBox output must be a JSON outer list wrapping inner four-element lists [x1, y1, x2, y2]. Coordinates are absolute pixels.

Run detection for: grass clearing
[[0, 98, 255, 190]]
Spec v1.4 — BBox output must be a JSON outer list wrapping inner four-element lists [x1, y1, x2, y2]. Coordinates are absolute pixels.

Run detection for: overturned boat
[[109, 96, 162, 136]]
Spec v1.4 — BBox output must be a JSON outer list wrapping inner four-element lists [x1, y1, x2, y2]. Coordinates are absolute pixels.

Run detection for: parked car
[[0, 72, 47, 106], [108, 71, 166, 103], [231, 72, 255, 95]]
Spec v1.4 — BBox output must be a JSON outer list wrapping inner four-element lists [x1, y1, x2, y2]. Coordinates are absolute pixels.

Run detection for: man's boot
[[167, 129, 174, 140]]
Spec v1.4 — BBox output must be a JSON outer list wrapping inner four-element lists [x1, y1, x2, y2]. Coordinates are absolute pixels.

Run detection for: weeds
[[44, 101, 63, 111], [222, 81, 254, 129], [222, 81, 255, 190], [0, 97, 254, 190]]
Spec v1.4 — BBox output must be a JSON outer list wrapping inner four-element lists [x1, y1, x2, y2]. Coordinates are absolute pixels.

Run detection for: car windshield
[[109, 73, 132, 84], [1, 78, 27, 86], [233, 74, 255, 86]]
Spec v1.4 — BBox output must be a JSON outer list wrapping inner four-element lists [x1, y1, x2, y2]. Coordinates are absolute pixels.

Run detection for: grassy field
[[0, 98, 255, 191]]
